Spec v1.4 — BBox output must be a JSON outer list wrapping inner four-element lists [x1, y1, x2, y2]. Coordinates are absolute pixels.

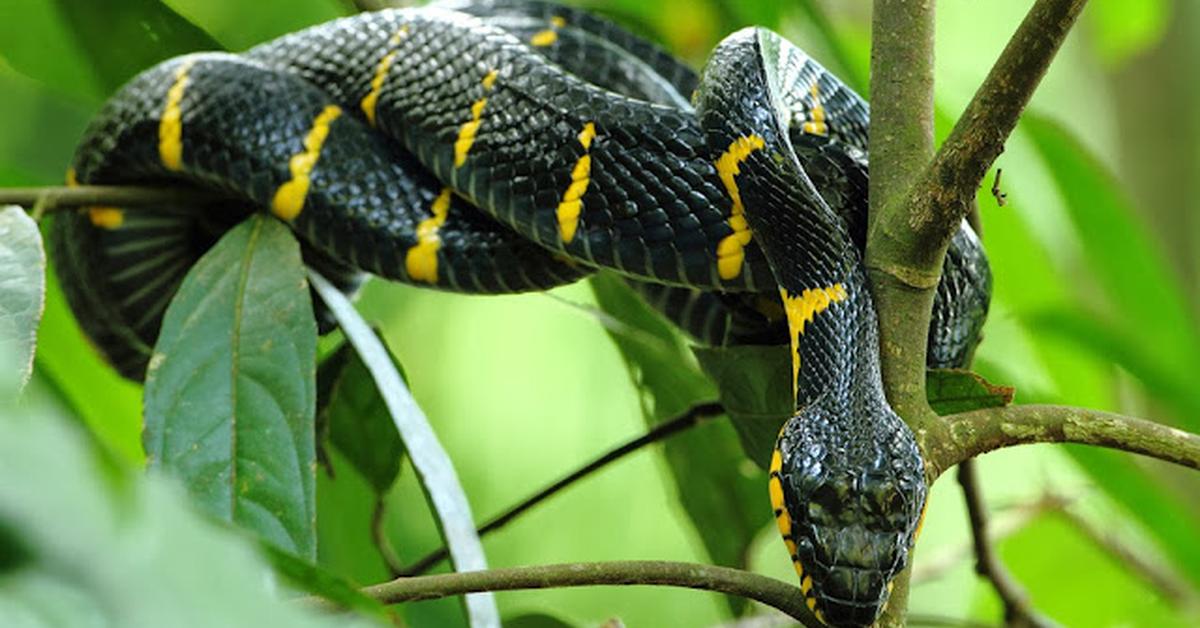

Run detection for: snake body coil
[[50, 2, 991, 625]]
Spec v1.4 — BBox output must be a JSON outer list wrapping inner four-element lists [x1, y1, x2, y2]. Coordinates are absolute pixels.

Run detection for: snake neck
[[774, 263, 926, 626], [695, 27, 927, 627]]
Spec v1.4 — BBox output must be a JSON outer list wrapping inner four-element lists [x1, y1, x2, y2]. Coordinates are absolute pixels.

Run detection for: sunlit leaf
[[693, 344, 791, 470], [925, 369, 1014, 416], [590, 273, 766, 614], [144, 215, 318, 559], [0, 206, 45, 396], [309, 270, 498, 628], [53, 0, 222, 92]]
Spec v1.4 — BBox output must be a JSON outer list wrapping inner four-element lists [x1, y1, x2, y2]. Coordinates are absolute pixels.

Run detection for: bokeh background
[[2, 0, 1199, 626]]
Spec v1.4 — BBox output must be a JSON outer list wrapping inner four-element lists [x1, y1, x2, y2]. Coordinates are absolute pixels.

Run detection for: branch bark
[[922, 404, 1200, 478], [867, 0, 939, 430], [342, 561, 821, 627]]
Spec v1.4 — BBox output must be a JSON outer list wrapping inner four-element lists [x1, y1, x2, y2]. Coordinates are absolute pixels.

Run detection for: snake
[[49, 1, 991, 625]]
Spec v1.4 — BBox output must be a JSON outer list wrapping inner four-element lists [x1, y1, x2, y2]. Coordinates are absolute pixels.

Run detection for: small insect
[[991, 168, 1008, 207]]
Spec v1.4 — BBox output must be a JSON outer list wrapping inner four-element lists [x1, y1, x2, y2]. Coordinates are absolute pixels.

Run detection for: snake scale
[[49, 1, 991, 625]]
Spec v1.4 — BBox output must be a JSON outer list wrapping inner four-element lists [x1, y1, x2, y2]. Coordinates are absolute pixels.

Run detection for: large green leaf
[[143, 215, 318, 559], [590, 273, 766, 615], [0, 403, 380, 628], [54, 0, 223, 92], [693, 344, 791, 470], [308, 271, 499, 628], [317, 340, 406, 495], [0, 206, 45, 397]]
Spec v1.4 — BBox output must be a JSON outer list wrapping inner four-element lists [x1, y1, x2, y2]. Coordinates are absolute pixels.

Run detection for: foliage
[[0, 1, 1198, 627]]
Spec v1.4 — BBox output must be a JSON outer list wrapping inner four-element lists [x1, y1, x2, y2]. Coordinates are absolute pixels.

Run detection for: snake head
[[771, 394, 927, 627]]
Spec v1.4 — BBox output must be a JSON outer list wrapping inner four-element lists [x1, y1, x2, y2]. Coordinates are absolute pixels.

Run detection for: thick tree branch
[[398, 402, 724, 577], [867, 0, 940, 436], [958, 460, 1053, 627], [922, 404, 1200, 478], [351, 561, 820, 627], [867, 2, 938, 625]]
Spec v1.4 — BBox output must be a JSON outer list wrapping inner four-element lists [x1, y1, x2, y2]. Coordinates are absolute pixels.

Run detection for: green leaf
[[925, 369, 1014, 416], [308, 270, 499, 628], [590, 273, 766, 614], [693, 344, 791, 470], [0, 206, 45, 397], [0, 404, 381, 628], [317, 338, 407, 494], [53, 0, 223, 92], [259, 543, 393, 623], [143, 215, 318, 559]]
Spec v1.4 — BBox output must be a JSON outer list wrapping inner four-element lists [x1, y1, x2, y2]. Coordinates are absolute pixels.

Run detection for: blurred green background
[[2, 0, 1199, 626]]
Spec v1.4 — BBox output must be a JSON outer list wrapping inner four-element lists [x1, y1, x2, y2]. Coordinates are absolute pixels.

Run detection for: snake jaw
[[778, 397, 927, 627]]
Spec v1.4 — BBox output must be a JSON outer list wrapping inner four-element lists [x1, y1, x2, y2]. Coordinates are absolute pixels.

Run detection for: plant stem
[[399, 402, 725, 576], [958, 460, 1053, 627], [357, 561, 820, 626]]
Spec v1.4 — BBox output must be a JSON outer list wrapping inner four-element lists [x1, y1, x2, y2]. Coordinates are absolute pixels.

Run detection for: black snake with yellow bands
[[50, 2, 991, 625]]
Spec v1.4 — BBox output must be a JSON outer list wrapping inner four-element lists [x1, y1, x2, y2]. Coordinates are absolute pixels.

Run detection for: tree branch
[[398, 402, 724, 576], [870, 0, 1089, 283], [0, 185, 221, 210], [958, 460, 1053, 627], [922, 404, 1200, 478], [352, 561, 820, 626], [866, 0, 940, 434]]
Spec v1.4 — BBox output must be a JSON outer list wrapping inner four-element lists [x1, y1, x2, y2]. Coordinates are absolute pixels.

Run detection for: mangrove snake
[[49, 1, 991, 625]]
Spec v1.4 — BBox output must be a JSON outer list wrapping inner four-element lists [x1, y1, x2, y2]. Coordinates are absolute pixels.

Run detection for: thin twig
[[922, 404, 1200, 478], [371, 499, 407, 577], [990, 169, 1007, 208], [0, 185, 222, 210], [958, 460, 1054, 627], [1053, 508, 1198, 608], [913, 492, 1074, 585], [333, 561, 821, 626], [399, 402, 725, 576]]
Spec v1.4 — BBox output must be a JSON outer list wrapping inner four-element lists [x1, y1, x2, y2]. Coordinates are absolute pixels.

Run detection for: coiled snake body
[[50, 1, 991, 625]]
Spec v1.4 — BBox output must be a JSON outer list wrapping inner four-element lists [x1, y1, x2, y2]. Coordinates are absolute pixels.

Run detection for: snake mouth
[[799, 523, 906, 627]]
